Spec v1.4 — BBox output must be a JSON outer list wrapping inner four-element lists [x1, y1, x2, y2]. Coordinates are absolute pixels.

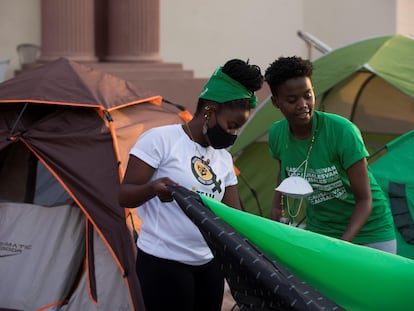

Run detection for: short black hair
[[264, 56, 313, 96], [196, 59, 263, 114]]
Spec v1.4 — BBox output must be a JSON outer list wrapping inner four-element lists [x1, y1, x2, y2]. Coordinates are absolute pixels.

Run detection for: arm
[[119, 155, 179, 208], [340, 158, 372, 242], [270, 163, 283, 221], [222, 184, 243, 210]]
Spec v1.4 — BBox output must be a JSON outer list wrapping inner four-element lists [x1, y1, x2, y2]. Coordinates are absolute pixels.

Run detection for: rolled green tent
[[200, 195, 414, 311], [170, 186, 342, 311]]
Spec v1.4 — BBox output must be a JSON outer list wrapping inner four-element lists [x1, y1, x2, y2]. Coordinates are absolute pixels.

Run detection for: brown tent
[[0, 58, 190, 311]]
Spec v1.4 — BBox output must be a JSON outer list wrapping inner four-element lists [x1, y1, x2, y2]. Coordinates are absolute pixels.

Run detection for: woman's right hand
[[151, 177, 180, 202], [120, 156, 179, 207]]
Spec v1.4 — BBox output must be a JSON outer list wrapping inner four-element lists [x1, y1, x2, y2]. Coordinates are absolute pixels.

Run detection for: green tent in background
[[370, 130, 414, 259], [231, 101, 281, 217], [231, 34, 414, 220]]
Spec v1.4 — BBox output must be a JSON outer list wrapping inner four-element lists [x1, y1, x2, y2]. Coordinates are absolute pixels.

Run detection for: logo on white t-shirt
[[190, 156, 222, 194]]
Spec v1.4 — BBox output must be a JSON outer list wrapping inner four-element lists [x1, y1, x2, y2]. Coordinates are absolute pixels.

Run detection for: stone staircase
[[93, 61, 271, 114], [90, 61, 207, 113]]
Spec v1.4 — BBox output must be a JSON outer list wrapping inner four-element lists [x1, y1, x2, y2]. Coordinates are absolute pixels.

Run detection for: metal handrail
[[297, 30, 332, 58]]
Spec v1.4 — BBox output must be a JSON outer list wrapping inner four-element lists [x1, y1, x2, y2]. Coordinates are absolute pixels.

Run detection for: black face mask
[[206, 123, 237, 149]]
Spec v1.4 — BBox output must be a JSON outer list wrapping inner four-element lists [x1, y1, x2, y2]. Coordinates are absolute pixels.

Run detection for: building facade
[[0, 0, 413, 107]]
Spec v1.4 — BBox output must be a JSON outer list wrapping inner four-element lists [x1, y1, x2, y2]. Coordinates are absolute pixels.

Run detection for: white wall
[[1, 0, 413, 80], [159, 0, 413, 77], [160, 0, 307, 78], [397, 0, 414, 36], [0, 0, 41, 80], [303, 0, 396, 60]]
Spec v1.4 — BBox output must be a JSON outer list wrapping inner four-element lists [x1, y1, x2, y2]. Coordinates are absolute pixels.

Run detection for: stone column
[[39, 0, 97, 62], [105, 0, 161, 62]]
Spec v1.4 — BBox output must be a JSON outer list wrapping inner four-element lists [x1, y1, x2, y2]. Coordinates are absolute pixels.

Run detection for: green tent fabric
[[231, 34, 414, 218], [314, 34, 414, 134], [370, 130, 414, 259], [231, 103, 281, 217], [200, 195, 414, 311], [231, 97, 281, 156]]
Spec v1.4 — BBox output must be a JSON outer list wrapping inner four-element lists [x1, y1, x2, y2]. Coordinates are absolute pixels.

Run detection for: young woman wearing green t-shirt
[[264, 56, 396, 253]]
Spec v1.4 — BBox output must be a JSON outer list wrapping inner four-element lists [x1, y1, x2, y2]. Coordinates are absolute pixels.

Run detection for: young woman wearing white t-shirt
[[119, 59, 263, 311]]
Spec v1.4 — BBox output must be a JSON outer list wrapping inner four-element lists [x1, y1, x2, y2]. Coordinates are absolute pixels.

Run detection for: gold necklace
[[184, 122, 211, 165], [284, 118, 318, 221], [286, 114, 318, 178], [289, 131, 316, 177]]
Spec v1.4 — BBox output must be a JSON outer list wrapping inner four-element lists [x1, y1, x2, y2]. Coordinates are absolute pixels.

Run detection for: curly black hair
[[264, 56, 313, 96], [222, 59, 263, 93], [196, 59, 263, 114]]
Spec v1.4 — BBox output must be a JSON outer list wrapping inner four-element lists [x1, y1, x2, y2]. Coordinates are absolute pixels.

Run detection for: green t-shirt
[[268, 111, 395, 244]]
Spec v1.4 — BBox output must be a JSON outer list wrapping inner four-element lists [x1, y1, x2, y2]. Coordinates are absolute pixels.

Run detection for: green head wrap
[[199, 67, 258, 108]]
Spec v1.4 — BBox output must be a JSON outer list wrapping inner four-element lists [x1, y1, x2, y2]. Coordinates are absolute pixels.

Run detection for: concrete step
[[89, 62, 195, 79], [130, 77, 208, 113]]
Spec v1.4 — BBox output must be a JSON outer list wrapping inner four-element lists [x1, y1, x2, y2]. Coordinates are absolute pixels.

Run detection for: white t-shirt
[[130, 124, 237, 265]]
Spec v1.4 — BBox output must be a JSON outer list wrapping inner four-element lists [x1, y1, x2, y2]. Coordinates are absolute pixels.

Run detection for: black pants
[[136, 248, 224, 311]]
